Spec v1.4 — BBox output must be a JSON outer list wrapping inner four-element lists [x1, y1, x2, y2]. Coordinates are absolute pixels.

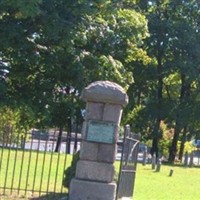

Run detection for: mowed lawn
[[134, 163, 200, 200], [0, 148, 72, 196], [1, 149, 200, 200]]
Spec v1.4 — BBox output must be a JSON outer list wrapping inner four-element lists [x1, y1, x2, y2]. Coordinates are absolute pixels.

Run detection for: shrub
[[62, 151, 80, 189]]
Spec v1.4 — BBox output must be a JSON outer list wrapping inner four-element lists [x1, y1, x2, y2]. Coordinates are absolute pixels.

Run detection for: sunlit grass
[[134, 163, 200, 200], [0, 148, 72, 197], [1, 149, 200, 200]]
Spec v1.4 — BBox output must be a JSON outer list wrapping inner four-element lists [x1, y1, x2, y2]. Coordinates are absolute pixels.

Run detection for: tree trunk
[[178, 126, 187, 161], [151, 137, 159, 158], [55, 126, 63, 152], [168, 119, 181, 163], [151, 118, 161, 160], [169, 74, 190, 163], [66, 117, 72, 154], [151, 42, 163, 160], [73, 123, 78, 153], [21, 133, 26, 149]]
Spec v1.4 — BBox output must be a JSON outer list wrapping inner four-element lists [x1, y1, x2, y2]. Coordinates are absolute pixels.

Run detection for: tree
[[0, 106, 33, 148], [165, 0, 200, 162], [1, 0, 150, 152], [125, 0, 172, 158], [123, 0, 200, 163]]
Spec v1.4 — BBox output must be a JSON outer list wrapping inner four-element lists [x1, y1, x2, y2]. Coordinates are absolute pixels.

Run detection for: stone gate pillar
[[69, 81, 128, 200]]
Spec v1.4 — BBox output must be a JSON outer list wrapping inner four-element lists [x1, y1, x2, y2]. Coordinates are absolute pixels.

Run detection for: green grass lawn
[[134, 163, 200, 200], [0, 148, 72, 197], [1, 148, 200, 200]]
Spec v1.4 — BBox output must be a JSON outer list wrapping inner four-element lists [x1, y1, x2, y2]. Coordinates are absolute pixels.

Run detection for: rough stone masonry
[[69, 81, 128, 200]]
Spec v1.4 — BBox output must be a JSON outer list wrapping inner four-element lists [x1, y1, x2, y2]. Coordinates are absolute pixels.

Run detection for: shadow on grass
[[31, 193, 68, 200]]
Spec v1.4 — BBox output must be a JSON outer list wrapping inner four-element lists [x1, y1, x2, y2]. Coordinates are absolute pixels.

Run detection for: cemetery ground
[[134, 164, 200, 200], [1, 152, 200, 200]]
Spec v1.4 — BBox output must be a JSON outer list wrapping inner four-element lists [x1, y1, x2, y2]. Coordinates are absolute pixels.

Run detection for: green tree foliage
[[0, 0, 149, 152], [128, 0, 200, 162], [1, 0, 149, 106], [0, 106, 32, 147], [2, 0, 200, 164], [163, 0, 200, 162]]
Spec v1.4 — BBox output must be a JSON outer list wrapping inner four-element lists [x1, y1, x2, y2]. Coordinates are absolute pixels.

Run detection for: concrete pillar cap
[[81, 81, 128, 106]]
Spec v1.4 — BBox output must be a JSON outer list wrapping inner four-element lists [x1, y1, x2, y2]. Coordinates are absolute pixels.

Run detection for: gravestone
[[156, 159, 162, 172], [169, 168, 174, 177], [69, 81, 128, 200]]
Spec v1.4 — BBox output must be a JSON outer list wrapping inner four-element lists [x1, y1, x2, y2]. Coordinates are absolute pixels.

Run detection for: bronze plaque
[[86, 120, 115, 144]]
